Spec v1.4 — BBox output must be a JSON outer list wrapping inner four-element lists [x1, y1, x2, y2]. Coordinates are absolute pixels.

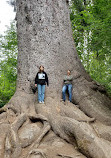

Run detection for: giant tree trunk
[[0, 0, 111, 158]]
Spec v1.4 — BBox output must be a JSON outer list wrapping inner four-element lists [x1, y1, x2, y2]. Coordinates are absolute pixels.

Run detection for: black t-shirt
[[35, 71, 49, 86]]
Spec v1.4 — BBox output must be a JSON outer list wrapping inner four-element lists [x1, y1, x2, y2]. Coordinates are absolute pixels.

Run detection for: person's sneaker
[[41, 101, 44, 104], [39, 101, 42, 103]]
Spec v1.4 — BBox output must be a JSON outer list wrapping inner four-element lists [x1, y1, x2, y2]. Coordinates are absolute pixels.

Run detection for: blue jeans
[[62, 84, 72, 102], [37, 84, 45, 102]]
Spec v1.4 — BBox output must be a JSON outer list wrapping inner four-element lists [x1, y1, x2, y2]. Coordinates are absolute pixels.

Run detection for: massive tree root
[[0, 89, 111, 158], [72, 75, 111, 125]]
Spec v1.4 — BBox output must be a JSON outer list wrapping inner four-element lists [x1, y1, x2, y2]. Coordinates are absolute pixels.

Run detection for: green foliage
[[0, 21, 17, 107], [70, 0, 111, 95]]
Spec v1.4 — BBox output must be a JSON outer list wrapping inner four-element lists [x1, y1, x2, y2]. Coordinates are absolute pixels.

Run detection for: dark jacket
[[35, 71, 49, 86]]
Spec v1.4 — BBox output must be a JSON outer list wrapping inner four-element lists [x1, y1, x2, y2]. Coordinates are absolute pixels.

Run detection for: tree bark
[[0, 0, 111, 158]]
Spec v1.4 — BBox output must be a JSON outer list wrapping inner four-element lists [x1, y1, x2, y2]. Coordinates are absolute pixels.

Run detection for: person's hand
[[35, 84, 37, 87]]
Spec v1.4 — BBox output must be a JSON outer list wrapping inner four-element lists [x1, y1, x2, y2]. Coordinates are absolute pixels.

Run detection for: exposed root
[[12, 113, 27, 132], [48, 112, 111, 158], [0, 112, 7, 121], [1, 92, 111, 158], [57, 153, 76, 158], [7, 105, 20, 115], [4, 133, 12, 158], [56, 101, 96, 123], [28, 122, 50, 149], [26, 114, 51, 157], [11, 114, 27, 157], [29, 114, 48, 122], [28, 149, 47, 158], [4, 127, 21, 158], [77, 117, 95, 123], [10, 129, 21, 157], [92, 121, 111, 141], [20, 115, 49, 148], [0, 107, 7, 114], [4, 114, 27, 158]]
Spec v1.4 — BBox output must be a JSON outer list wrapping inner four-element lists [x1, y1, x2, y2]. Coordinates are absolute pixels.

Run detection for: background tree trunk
[[0, 0, 111, 158]]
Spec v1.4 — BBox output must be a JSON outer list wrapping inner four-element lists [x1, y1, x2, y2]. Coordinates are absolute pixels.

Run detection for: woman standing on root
[[62, 70, 73, 102], [35, 66, 49, 103]]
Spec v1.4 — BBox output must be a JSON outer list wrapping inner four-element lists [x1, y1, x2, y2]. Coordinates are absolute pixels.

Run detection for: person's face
[[67, 70, 71, 75], [40, 66, 44, 71]]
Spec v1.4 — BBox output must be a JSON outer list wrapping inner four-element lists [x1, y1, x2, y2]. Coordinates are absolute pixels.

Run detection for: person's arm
[[35, 73, 38, 86], [63, 76, 66, 81], [63, 76, 66, 85], [71, 75, 73, 81], [45, 73, 49, 86], [67, 75, 73, 81]]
